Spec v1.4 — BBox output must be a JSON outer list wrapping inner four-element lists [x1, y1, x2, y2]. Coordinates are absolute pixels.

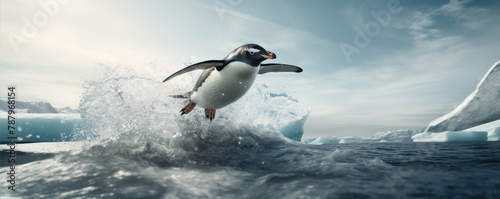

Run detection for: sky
[[1, 0, 499, 137]]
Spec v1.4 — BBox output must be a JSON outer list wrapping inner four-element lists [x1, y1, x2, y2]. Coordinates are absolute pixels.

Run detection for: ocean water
[[1, 65, 499, 199], [1, 140, 499, 198]]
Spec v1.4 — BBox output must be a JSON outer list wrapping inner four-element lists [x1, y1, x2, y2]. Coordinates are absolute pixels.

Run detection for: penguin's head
[[224, 44, 276, 66]]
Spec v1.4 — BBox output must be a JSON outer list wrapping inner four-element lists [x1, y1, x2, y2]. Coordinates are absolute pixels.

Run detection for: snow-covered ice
[[412, 131, 488, 142], [417, 61, 500, 142], [369, 129, 422, 142], [338, 137, 364, 144], [309, 137, 330, 145], [426, 61, 500, 132], [465, 118, 500, 141]]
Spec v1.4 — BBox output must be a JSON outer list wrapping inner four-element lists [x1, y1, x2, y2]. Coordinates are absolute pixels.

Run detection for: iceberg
[[338, 137, 364, 144], [338, 139, 350, 144], [248, 91, 310, 141], [426, 61, 500, 132], [465, 118, 500, 141], [308, 137, 330, 145], [369, 129, 423, 142], [302, 136, 341, 144], [412, 131, 488, 142], [488, 127, 500, 141]]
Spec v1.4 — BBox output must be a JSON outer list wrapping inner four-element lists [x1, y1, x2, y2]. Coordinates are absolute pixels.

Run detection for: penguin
[[163, 43, 302, 121]]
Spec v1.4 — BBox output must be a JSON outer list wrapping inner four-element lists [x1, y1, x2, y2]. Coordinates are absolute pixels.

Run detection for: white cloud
[[441, 0, 471, 15], [400, 0, 486, 42], [407, 11, 439, 41]]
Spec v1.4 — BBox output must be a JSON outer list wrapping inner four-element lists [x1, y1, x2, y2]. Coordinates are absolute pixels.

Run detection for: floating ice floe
[[309, 137, 330, 145], [465, 118, 500, 141], [338, 137, 364, 144], [412, 131, 488, 142]]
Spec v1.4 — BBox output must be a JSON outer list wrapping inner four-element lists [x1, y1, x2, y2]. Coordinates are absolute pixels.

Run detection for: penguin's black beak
[[261, 51, 276, 59]]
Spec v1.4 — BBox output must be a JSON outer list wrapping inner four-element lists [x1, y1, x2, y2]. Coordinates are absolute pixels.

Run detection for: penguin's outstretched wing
[[163, 60, 225, 83], [258, 63, 303, 74]]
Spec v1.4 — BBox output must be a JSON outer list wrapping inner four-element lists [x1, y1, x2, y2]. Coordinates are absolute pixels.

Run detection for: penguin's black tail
[[170, 91, 192, 99]]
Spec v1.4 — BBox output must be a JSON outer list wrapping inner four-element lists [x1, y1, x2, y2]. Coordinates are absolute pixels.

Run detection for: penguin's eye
[[245, 48, 260, 55]]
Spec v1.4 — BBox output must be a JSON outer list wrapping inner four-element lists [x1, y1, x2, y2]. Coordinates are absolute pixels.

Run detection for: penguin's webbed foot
[[205, 109, 216, 121], [180, 102, 196, 115]]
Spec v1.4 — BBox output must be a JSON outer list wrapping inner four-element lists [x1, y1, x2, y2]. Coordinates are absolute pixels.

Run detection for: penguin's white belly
[[190, 62, 258, 109]]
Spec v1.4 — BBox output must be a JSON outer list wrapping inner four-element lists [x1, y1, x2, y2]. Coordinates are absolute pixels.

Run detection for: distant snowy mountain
[[0, 100, 76, 113], [0, 100, 81, 143], [426, 61, 500, 132], [56, 106, 78, 113]]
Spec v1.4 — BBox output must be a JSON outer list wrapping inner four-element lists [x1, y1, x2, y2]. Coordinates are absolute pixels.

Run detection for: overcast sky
[[1, 0, 499, 137]]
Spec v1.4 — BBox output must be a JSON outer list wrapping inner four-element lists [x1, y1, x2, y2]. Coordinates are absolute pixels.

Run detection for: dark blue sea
[[1, 139, 499, 199]]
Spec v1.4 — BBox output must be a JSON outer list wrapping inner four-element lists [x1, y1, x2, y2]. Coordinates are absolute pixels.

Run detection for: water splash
[[75, 61, 318, 169]]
